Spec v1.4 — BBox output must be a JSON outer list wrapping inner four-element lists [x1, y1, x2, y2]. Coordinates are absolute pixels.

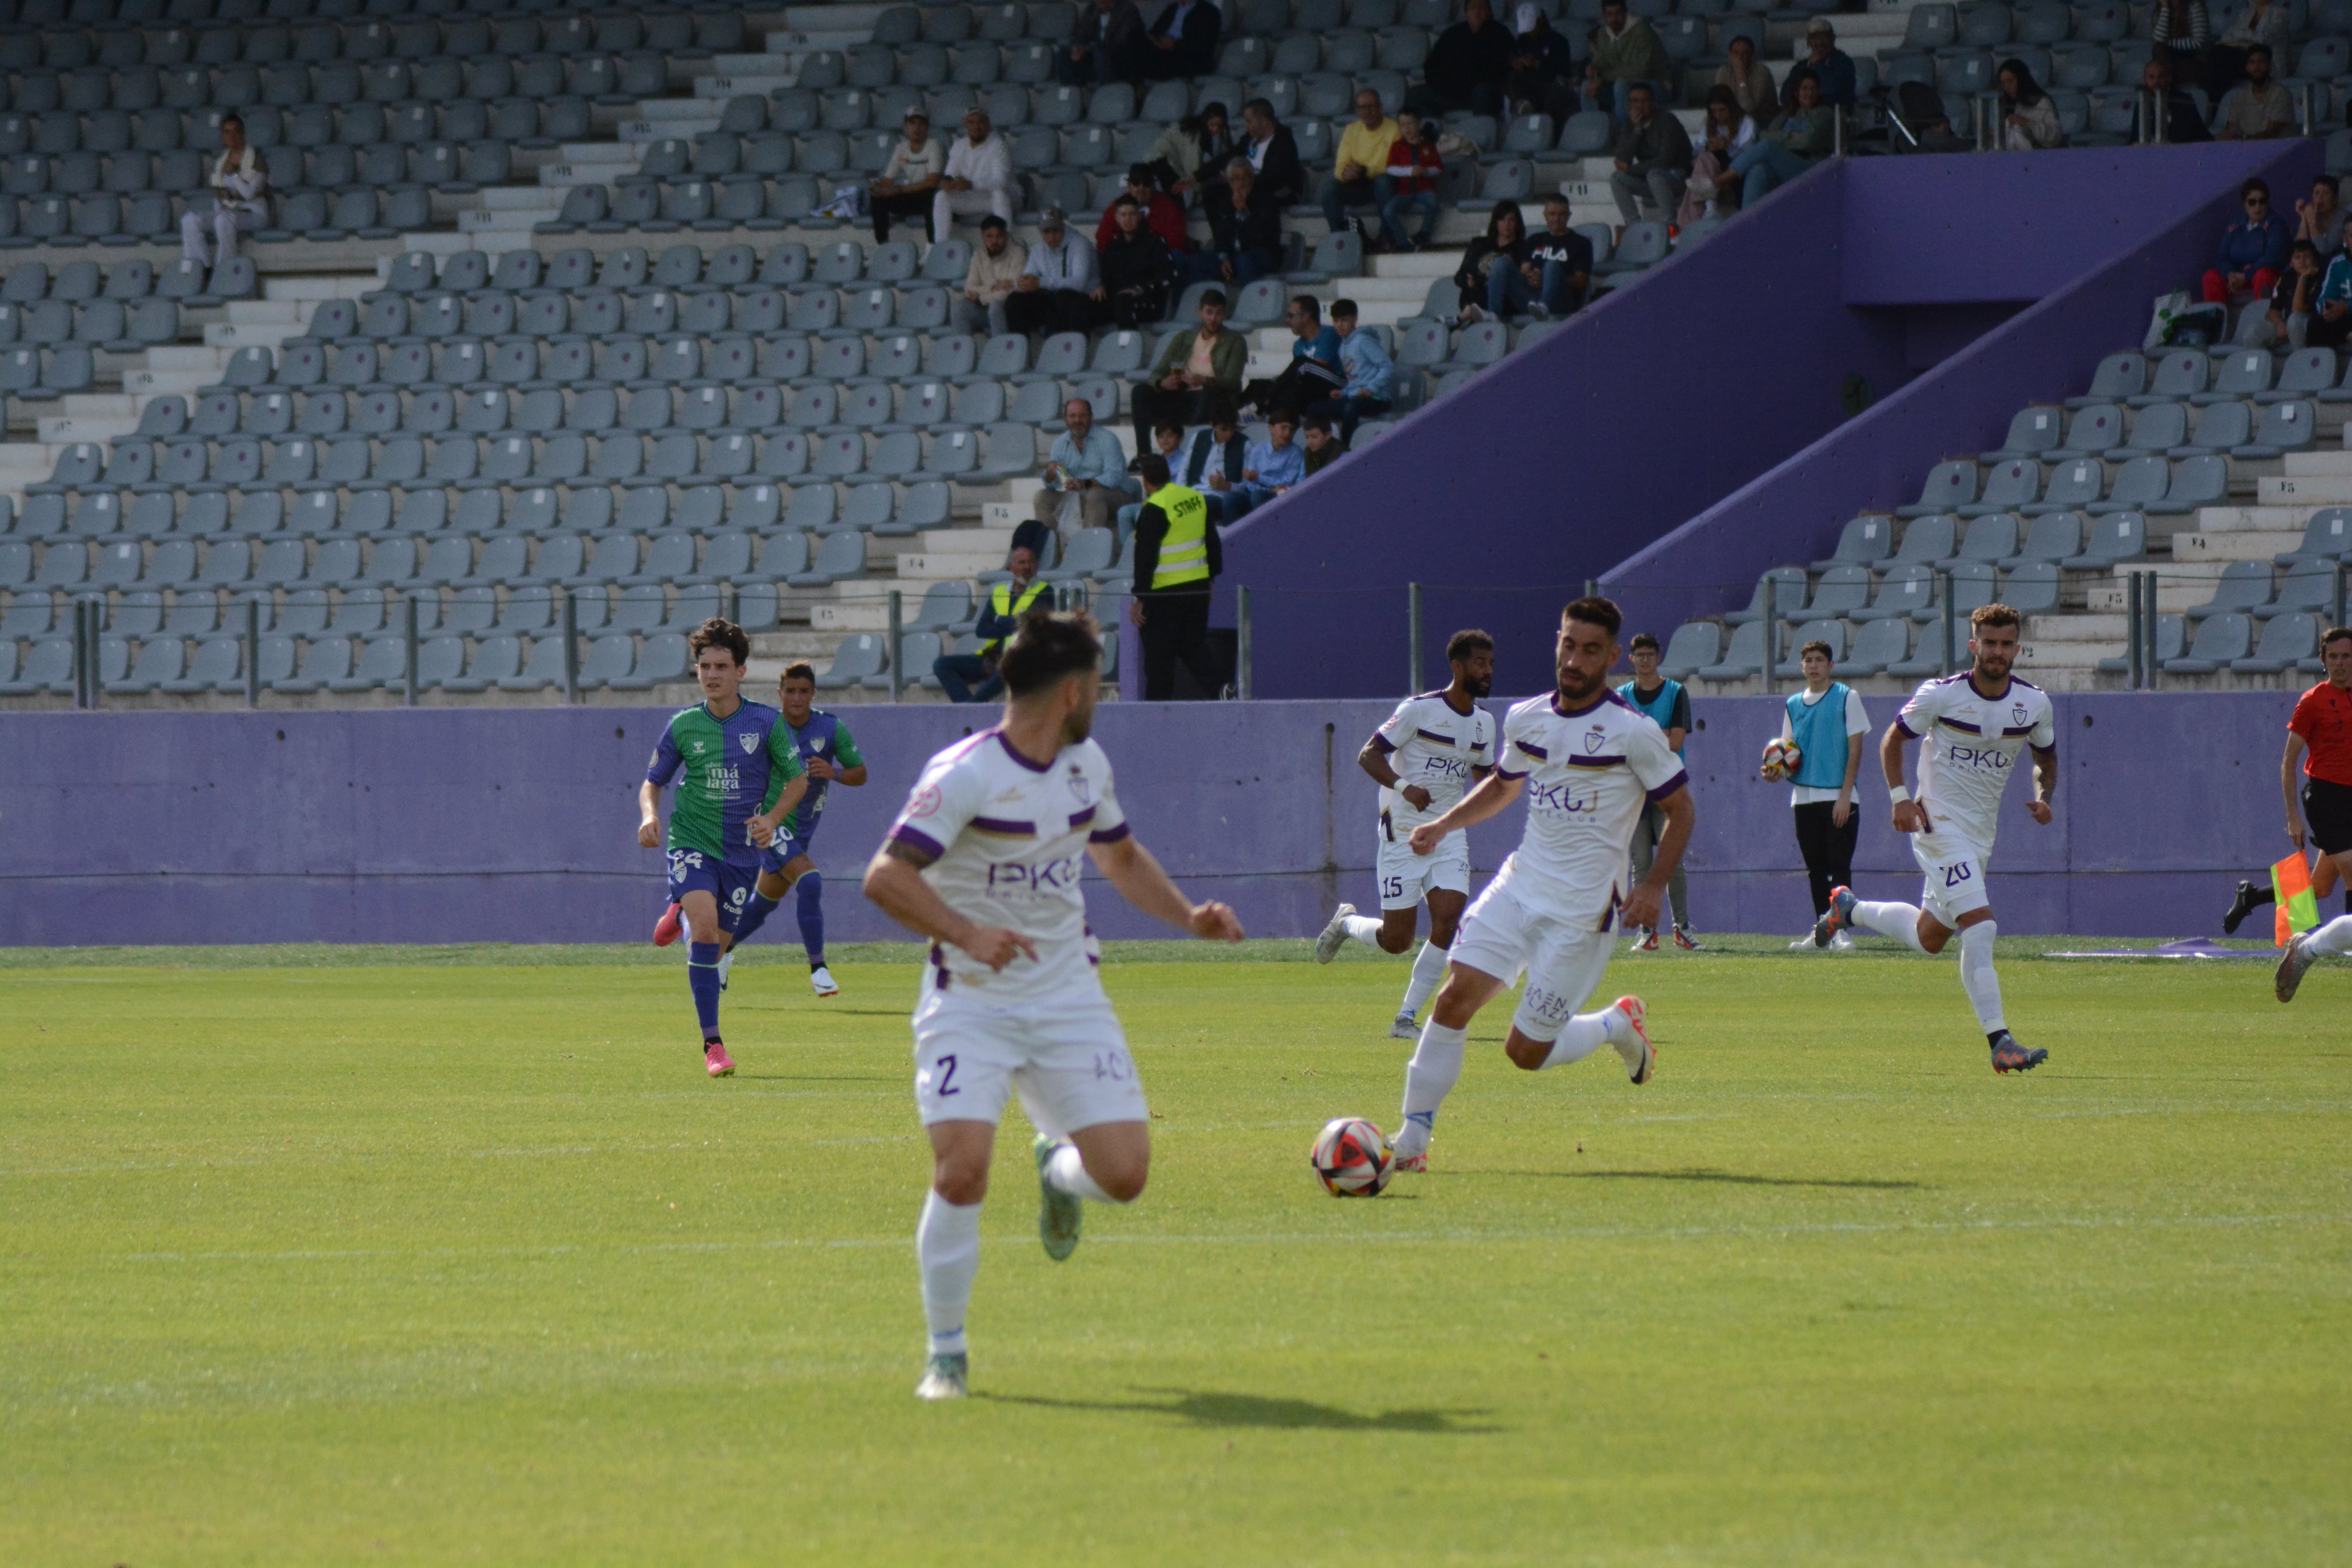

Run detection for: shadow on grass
[[980, 1387, 1501, 1433], [1458, 1167, 1923, 1191]]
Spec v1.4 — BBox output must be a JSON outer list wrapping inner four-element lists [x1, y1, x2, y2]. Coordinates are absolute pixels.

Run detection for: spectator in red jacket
[[1379, 109, 1444, 252], [1098, 163, 1190, 254], [2204, 175, 2295, 303]]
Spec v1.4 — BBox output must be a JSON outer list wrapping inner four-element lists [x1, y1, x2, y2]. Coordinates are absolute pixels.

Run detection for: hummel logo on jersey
[[739, 733, 758, 754], [691, 740, 705, 753]]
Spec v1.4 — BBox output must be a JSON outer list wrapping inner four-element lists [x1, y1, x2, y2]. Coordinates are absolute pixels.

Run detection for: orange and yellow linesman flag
[[2273, 854, 2322, 947]]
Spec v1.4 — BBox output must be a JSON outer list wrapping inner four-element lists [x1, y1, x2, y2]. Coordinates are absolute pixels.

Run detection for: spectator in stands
[[1240, 295, 1345, 420], [1005, 206, 1104, 334], [1378, 111, 1444, 252], [1411, 0, 1515, 119], [2211, 0, 2289, 97], [2139, 56, 2212, 143], [1204, 157, 1285, 285], [1323, 89, 1401, 240], [1995, 59, 2066, 150], [2265, 239, 2328, 350], [951, 215, 1025, 337], [1505, 4, 1580, 120], [1034, 394, 1127, 537], [933, 544, 1047, 703], [1714, 34, 1776, 125], [2215, 44, 2296, 139], [1178, 405, 1252, 520], [870, 109, 945, 243], [1300, 414, 1342, 477], [1145, 102, 1238, 205], [2297, 175, 2341, 261], [1237, 99, 1304, 207], [934, 108, 1015, 238], [1303, 298, 1394, 448], [1454, 199, 1532, 324], [1061, 0, 1147, 87], [1127, 452, 1226, 700], [183, 111, 267, 269], [1517, 195, 1592, 318], [2203, 176, 2292, 303], [1580, 0, 1668, 121], [1608, 82, 1692, 228], [1680, 87, 1757, 223], [1100, 162, 1188, 254], [1234, 411, 1307, 509], [1731, 70, 1833, 208], [2310, 213, 2352, 347], [2151, 0, 2209, 93], [1099, 193, 1177, 328], [1144, 0, 1222, 80], [1133, 287, 1246, 448], [1786, 18, 1855, 110]]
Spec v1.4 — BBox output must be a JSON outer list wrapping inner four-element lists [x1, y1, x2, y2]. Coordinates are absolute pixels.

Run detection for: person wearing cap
[[933, 108, 1016, 239], [1505, 5, 1581, 121], [1581, 0, 1669, 121], [1788, 17, 1856, 109], [953, 215, 1028, 337], [1005, 207, 1104, 336], [871, 109, 947, 244], [1098, 163, 1189, 253], [1321, 88, 1400, 240], [1060, 0, 1147, 87], [1408, 0, 1514, 119]]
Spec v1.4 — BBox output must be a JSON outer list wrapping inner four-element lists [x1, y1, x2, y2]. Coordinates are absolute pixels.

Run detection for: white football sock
[[2305, 913, 2352, 955], [1958, 920, 2005, 1034], [1044, 1143, 1124, 1204], [1394, 1020, 1467, 1157], [1853, 899, 1931, 954], [916, 1191, 981, 1357], [1537, 1009, 1614, 1069], [1344, 914, 1387, 949], [1399, 940, 1449, 1017]]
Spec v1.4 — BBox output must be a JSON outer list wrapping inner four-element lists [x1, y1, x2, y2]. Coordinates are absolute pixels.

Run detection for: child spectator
[[1300, 414, 1341, 476], [1379, 110, 1444, 252], [1303, 298, 1395, 447], [2266, 239, 2327, 350], [1235, 413, 1306, 509]]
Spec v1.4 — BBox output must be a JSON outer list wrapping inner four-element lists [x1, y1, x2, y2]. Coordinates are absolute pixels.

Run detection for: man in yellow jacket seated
[[934, 544, 1049, 703]]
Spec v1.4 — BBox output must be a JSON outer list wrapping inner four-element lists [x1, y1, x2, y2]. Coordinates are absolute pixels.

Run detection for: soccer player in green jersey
[[637, 620, 807, 1077]]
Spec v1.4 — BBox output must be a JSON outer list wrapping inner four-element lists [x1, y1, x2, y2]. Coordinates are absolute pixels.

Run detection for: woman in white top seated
[[183, 112, 268, 268], [1678, 88, 1757, 225]]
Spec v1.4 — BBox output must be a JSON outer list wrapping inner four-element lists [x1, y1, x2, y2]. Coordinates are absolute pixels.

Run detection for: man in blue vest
[[1616, 632, 1698, 949], [933, 544, 1049, 703], [1785, 638, 1871, 948]]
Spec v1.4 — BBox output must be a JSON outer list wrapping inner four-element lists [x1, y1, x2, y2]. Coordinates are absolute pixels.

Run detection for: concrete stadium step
[[694, 71, 797, 98], [34, 411, 138, 443], [2257, 473, 2352, 504], [263, 274, 375, 302], [619, 114, 721, 143], [2173, 529, 2306, 561], [2192, 504, 2312, 533]]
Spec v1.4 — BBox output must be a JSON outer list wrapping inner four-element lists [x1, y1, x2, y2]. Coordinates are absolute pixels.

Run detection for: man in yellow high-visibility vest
[[934, 544, 1049, 702], [1124, 453, 1226, 700]]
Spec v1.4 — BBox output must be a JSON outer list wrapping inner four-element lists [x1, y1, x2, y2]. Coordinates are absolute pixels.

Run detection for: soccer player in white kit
[[1387, 598, 1695, 1172], [1812, 604, 2058, 1073], [1312, 629, 1497, 1039], [861, 612, 1245, 1402]]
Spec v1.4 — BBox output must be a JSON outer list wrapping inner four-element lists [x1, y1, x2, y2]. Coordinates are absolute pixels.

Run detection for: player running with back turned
[[2273, 624, 2352, 1001], [1388, 598, 1695, 1173], [1812, 604, 2056, 1073], [636, 619, 807, 1078], [1313, 629, 1497, 1039], [862, 612, 1245, 1402], [714, 661, 868, 997]]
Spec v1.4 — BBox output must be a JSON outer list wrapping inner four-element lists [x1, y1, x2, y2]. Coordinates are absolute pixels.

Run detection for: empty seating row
[[0, 183, 431, 244], [0, 54, 652, 118], [1, 140, 507, 193], [0, 13, 737, 72], [2180, 557, 2351, 621], [1897, 453, 2239, 518], [1805, 509, 2149, 576], [0, 290, 169, 340], [0, 248, 231, 297], [1725, 560, 2072, 634], [366, 239, 975, 298], [0, 94, 590, 155], [1664, 608, 2013, 685], [2070, 347, 2352, 409]]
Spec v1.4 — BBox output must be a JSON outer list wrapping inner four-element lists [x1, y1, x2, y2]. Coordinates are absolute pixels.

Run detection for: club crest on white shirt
[[1066, 769, 1094, 805], [1583, 724, 1606, 753]]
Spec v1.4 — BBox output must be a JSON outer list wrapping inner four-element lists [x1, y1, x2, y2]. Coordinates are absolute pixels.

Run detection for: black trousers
[[1004, 287, 1104, 336], [1131, 382, 1228, 450], [1138, 589, 1221, 700], [1792, 801, 1859, 918], [870, 189, 934, 244]]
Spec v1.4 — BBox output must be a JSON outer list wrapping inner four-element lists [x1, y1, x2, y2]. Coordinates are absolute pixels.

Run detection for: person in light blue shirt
[[1004, 207, 1105, 336], [1303, 297, 1394, 448], [1033, 394, 1128, 534], [1232, 411, 1306, 509]]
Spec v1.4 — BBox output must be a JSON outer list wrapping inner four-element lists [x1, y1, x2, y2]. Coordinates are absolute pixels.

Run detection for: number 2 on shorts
[[935, 1053, 959, 1096]]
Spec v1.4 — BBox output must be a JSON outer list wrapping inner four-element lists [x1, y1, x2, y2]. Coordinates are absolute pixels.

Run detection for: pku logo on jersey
[[1947, 745, 2013, 772], [1424, 754, 1472, 780], [1525, 778, 1601, 815], [987, 852, 1085, 892]]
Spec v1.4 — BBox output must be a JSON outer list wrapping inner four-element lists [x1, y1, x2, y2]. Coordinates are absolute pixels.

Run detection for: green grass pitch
[[3, 936, 2345, 1566]]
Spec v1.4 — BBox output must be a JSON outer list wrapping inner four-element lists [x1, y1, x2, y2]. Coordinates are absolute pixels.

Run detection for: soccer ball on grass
[[1311, 1116, 1395, 1197], [1759, 737, 1803, 782]]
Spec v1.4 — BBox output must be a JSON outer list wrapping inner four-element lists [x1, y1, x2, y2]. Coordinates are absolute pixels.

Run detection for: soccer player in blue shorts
[[637, 619, 807, 1077], [719, 661, 868, 997]]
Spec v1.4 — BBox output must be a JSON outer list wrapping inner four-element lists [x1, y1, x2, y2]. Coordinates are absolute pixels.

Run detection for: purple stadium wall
[[0, 693, 2302, 946], [1208, 143, 2315, 699]]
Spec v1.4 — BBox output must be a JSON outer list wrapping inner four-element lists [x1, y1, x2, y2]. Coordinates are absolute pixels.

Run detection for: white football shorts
[[1446, 866, 1617, 1043], [1911, 828, 1992, 927], [911, 979, 1147, 1136], [1375, 827, 1472, 911]]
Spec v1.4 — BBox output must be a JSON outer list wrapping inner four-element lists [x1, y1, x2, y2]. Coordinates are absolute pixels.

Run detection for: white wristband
[[1888, 785, 1912, 804]]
